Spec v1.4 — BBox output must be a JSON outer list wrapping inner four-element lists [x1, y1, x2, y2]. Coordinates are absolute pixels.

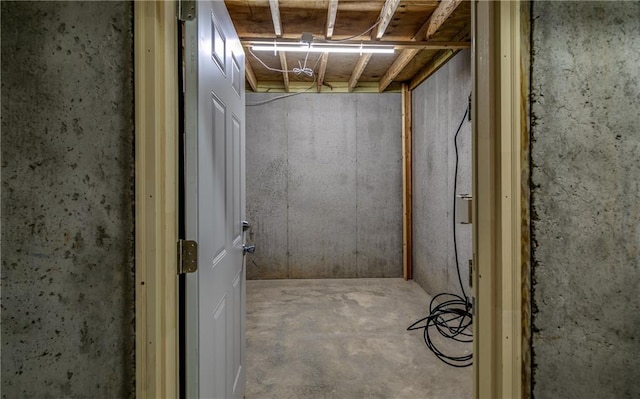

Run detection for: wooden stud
[[325, 0, 339, 39], [279, 51, 290, 92], [134, 1, 179, 398], [245, 59, 258, 92], [317, 52, 329, 92], [402, 83, 413, 280]]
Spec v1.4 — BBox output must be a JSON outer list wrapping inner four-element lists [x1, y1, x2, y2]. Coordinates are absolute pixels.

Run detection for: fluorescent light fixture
[[251, 44, 394, 54]]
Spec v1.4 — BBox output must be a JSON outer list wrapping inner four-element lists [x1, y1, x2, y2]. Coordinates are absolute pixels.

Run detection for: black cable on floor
[[408, 103, 473, 368]]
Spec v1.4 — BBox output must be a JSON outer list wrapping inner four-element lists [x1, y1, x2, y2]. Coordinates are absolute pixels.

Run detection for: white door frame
[[133, 1, 531, 398]]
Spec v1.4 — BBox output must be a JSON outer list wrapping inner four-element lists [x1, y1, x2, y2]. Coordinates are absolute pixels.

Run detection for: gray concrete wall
[[246, 93, 402, 279], [412, 50, 472, 297], [531, 2, 640, 398], [1, 2, 135, 398]]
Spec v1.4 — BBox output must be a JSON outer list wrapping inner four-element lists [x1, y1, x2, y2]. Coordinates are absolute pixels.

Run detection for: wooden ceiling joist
[[348, 0, 401, 92], [379, 0, 464, 92], [348, 54, 373, 92], [409, 23, 471, 91], [425, 0, 464, 40], [279, 51, 290, 92], [320, 0, 337, 92], [317, 52, 329, 93], [375, 0, 402, 39], [232, 0, 471, 93], [325, 0, 339, 39], [268, 0, 282, 37]]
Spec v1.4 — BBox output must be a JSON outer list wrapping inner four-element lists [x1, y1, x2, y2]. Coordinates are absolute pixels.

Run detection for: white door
[[184, 1, 246, 398]]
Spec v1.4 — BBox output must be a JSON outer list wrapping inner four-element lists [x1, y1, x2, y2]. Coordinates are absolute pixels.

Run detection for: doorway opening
[[134, 2, 530, 398], [242, 47, 473, 397]]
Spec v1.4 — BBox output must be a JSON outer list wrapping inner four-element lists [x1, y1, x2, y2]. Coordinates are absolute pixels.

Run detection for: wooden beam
[[426, 0, 464, 39], [347, 53, 372, 92], [375, 0, 401, 39], [402, 83, 413, 280], [379, 0, 464, 92], [279, 51, 290, 92], [349, 0, 400, 92], [316, 52, 329, 92], [320, 0, 338, 91], [254, 80, 388, 93], [408, 23, 471, 90], [408, 50, 453, 91], [245, 59, 258, 92], [268, 0, 282, 37], [325, 0, 339, 39], [379, 49, 418, 92]]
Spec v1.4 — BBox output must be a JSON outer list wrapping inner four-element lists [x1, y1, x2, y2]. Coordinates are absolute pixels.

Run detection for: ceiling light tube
[[251, 44, 394, 54]]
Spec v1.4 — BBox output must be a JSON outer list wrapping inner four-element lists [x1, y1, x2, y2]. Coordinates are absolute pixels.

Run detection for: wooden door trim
[[473, 1, 531, 398], [134, 2, 179, 398]]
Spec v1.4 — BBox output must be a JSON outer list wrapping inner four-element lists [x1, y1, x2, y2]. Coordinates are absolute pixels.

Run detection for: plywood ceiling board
[[357, 53, 399, 81], [393, 49, 439, 82], [324, 53, 362, 81]]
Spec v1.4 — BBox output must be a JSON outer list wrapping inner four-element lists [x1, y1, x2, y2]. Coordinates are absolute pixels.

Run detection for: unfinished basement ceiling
[[225, 0, 471, 93]]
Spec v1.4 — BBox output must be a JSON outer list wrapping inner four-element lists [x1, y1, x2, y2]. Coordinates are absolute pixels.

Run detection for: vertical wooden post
[[473, 1, 529, 398], [402, 83, 413, 280], [134, 2, 179, 398]]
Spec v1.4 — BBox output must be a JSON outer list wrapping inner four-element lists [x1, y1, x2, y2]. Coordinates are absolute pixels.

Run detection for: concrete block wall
[[531, 2, 640, 398], [1, 2, 135, 397], [412, 49, 472, 297], [246, 93, 402, 279]]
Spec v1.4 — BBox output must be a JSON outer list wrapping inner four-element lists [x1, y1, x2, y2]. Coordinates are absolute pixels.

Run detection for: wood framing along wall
[[472, 1, 530, 398], [134, 2, 179, 398], [402, 83, 413, 280]]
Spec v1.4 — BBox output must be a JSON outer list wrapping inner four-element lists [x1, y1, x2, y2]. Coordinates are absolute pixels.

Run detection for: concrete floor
[[246, 278, 472, 398]]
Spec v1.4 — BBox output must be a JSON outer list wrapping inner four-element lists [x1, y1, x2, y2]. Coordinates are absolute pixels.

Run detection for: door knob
[[243, 244, 256, 254]]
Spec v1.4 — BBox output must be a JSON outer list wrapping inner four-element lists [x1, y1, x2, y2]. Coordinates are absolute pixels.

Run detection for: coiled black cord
[[408, 104, 473, 368]]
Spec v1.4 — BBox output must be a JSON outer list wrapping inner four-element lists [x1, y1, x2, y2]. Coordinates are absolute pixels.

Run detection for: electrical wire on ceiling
[[322, 19, 381, 42], [246, 75, 317, 107], [246, 47, 322, 106], [248, 48, 317, 77], [408, 99, 473, 368]]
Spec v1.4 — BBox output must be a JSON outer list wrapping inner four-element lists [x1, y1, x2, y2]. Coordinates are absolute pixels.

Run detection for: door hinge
[[178, 0, 196, 21], [469, 259, 473, 288], [178, 239, 198, 274]]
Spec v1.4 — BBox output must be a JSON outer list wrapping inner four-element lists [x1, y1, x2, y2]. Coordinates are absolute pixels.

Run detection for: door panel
[[184, 1, 246, 398]]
